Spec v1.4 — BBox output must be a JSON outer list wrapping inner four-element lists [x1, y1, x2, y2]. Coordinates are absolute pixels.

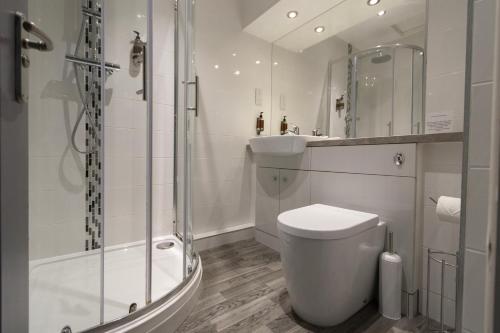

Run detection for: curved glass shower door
[[175, 0, 197, 278], [27, 0, 105, 331], [26, 0, 196, 332]]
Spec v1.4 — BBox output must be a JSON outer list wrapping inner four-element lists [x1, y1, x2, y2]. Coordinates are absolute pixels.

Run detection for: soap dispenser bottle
[[280, 116, 288, 135], [256, 112, 264, 135]]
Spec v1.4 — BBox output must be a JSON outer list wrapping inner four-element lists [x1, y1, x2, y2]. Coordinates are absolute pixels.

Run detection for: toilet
[[277, 204, 386, 327]]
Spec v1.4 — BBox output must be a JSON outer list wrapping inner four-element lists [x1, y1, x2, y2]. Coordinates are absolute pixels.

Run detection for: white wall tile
[[462, 249, 486, 333], [423, 205, 460, 253], [420, 288, 457, 328], [425, 0, 468, 133], [426, 0, 467, 77], [465, 168, 490, 252], [471, 0, 496, 84], [469, 83, 493, 167], [421, 247, 457, 301], [425, 72, 466, 133], [28, 0, 175, 259]]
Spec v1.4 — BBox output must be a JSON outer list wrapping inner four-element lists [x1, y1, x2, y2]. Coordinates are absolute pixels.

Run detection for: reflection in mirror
[[243, 0, 467, 138]]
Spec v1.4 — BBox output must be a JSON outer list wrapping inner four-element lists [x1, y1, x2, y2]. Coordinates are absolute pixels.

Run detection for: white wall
[[418, 142, 462, 327], [271, 36, 348, 137], [193, 0, 271, 236], [461, 0, 499, 332], [239, 0, 280, 28], [425, 0, 468, 134], [28, 0, 175, 259]]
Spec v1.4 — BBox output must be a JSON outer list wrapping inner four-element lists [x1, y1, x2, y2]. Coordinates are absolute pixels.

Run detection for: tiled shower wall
[[28, 0, 175, 260]]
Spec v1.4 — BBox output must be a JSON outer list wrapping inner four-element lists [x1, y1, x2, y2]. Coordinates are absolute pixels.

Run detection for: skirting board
[[194, 224, 255, 251], [255, 229, 281, 253]]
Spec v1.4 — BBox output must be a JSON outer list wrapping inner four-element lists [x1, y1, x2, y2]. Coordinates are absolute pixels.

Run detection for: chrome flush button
[[393, 152, 405, 166]]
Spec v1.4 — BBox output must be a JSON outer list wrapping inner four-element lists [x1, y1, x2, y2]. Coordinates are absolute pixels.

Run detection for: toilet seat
[[277, 204, 379, 240]]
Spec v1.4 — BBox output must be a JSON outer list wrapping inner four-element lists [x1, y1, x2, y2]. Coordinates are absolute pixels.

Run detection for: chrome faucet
[[287, 124, 300, 135]]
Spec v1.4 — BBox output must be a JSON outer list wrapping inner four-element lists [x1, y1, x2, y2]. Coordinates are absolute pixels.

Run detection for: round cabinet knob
[[282, 177, 288, 183], [393, 152, 405, 166], [273, 176, 278, 182]]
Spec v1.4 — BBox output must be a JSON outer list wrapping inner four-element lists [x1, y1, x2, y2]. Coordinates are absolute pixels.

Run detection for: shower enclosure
[[343, 44, 424, 137], [1, 0, 200, 332]]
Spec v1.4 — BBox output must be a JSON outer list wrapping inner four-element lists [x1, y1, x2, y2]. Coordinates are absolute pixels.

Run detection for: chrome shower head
[[371, 54, 392, 64]]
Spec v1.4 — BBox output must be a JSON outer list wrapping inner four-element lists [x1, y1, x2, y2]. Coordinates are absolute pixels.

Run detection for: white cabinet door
[[279, 169, 311, 214], [255, 167, 280, 236]]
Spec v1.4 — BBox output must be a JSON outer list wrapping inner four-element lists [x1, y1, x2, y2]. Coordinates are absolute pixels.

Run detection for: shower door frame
[[0, 0, 30, 331]]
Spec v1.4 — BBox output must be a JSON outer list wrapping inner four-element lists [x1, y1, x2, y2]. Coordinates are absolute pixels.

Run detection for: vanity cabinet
[[255, 167, 310, 238], [254, 143, 419, 315], [255, 168, 279, 236]]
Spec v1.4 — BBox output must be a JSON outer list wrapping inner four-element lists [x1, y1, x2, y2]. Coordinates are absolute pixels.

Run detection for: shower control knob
[[393, 153, 405, 166]]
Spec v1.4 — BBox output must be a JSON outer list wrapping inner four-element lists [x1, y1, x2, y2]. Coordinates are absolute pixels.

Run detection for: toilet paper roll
[[436, 196, 461, 224]]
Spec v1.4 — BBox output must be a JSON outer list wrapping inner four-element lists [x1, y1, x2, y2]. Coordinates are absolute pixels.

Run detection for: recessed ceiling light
[[287, 11, 298, 19], [234, 70, 241, 76], [367, 0, 380, 6], [273, 61, 279, 66], [314, 26, 325, 33], [214, 64, 219, 69], [232, 53, 237, 57], [255, 60, 261, 65], [377, 10, 387, 16]]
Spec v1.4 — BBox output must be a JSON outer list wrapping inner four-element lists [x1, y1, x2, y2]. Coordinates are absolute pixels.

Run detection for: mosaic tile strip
[[84, 0, 103, 251], [345, 43, 353, 138]]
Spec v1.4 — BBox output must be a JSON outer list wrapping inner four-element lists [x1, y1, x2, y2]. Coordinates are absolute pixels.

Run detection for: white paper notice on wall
[[425, 112, 453, 133]]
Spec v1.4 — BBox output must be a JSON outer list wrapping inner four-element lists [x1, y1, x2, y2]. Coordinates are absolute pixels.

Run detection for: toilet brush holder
[[426, 249, 458, 333]]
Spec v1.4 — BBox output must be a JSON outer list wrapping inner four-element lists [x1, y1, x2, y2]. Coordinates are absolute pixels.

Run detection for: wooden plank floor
[[176, 239, 427, 333]]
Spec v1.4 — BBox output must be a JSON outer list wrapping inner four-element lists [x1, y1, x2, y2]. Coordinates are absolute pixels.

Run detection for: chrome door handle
[[15, 12, 54, 103], [186, 75, 199, 117], [21, 18, 54, 52]]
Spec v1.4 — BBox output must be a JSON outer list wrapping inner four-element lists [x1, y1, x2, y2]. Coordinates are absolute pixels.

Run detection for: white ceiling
[[243, 0, 426, 52], [243, 0, 346, 43]]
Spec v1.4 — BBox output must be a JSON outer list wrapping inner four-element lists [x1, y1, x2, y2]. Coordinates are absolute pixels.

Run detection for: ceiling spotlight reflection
[[287, 11, 298, 19], [255, 60, 261, 65], [314, 26, 325, 33], [377, 10, 387, 16], [232, 53, 237, 57], [214, 64, 219, 69], [367, 0, 380, 6], [273, 62, 279, 66], [234, 70, 241, 76]]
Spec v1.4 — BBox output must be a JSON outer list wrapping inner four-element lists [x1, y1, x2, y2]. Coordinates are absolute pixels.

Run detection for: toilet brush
[[379, 231, 402, 320]]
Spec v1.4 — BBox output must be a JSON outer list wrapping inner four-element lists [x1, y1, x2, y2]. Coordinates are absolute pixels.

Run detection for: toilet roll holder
[[426, 249, 458, 333]]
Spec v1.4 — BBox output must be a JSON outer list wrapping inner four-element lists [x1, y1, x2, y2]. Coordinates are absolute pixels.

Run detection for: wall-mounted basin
[[249, 135, 327, 156]]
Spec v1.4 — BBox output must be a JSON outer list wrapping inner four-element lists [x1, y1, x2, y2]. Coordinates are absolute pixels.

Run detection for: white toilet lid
[[277, 204, 379, 240]]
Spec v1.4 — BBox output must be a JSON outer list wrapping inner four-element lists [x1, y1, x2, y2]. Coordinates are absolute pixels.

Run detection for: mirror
[[243, 0, 467, 138]]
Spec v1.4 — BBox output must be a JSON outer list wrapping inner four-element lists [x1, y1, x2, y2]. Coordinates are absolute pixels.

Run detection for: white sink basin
[[249, 135, 327, 156]]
